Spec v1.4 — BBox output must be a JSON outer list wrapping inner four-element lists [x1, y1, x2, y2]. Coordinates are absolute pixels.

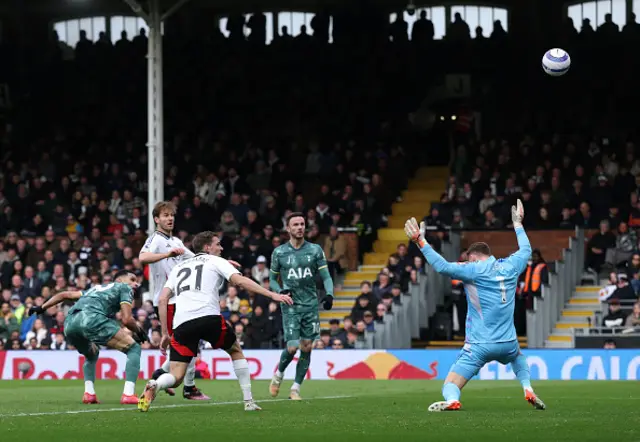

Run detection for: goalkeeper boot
[[428, 400, 462, 412], [269, 372, 283, 397], [525, 390, 546, 410]]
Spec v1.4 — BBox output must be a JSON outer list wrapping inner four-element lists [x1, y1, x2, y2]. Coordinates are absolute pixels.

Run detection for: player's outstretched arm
[[404, 217, 476, 281], [139, 248, 185, 264], [230, 274, 293, 305], [29, 290, 83, 316], [508, 199, 532, 273]]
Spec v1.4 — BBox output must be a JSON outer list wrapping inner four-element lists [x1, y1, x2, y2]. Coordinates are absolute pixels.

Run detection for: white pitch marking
[[0, 395, 353, 419]]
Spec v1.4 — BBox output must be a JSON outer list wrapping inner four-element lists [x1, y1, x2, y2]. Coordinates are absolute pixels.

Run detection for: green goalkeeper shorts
[[282, 311, 320, 344]]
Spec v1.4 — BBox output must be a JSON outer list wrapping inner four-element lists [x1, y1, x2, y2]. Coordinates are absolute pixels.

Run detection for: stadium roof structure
[[0, 0, 519, 15]]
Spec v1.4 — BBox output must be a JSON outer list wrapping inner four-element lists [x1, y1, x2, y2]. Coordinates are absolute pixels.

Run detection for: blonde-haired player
[[139, 201, 208, 400]]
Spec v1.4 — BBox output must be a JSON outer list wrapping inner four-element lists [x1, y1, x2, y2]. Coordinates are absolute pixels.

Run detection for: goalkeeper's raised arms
[[511, 198, 524, 229]]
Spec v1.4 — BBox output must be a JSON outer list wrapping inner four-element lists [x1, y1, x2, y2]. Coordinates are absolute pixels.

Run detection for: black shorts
[[170, 315, 235, 363]]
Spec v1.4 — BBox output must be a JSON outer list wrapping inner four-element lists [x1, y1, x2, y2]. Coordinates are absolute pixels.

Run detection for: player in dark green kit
[[269, 212, 334, 400], [28, 271, 148, 404]]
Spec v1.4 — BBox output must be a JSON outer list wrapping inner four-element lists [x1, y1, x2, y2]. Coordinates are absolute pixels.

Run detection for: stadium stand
[[1, 0, 640, 355]]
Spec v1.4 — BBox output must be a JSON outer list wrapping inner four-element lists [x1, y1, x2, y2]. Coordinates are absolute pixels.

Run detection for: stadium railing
[[526, 227, 585, 348], [572, 326, 640, 348]]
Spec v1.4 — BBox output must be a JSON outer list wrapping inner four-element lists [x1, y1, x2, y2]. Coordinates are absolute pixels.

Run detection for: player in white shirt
[[138, 231, 293, 412], [138, 201, 207, 400]]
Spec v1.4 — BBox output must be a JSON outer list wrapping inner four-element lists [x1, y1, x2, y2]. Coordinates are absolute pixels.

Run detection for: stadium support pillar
[[125, 0, 190, 297], [146, 0, 164, 239]]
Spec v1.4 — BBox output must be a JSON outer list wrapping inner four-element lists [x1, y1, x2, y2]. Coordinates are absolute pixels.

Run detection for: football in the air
[[542, 48, 571, 76]]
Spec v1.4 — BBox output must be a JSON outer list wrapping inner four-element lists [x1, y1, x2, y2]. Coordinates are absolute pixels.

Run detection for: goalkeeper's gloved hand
[[404, 217, 427, 248], [323, 295, 333, 310], [511, 198, 525, 229], [28, 306, 44, 316]]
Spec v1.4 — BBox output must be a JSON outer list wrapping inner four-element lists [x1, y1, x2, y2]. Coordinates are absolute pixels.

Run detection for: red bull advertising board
[[1, 350, 638, 381]]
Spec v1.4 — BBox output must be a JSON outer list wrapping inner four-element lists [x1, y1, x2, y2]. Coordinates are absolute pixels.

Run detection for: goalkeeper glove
[[511, 199, 524, 229], [404, 217, 427, 248], [323, 295, 333, 310]]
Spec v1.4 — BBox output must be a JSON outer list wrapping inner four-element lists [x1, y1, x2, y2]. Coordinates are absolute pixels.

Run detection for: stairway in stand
[[545, 285, 600, 348], [321, 166, 450, 328]]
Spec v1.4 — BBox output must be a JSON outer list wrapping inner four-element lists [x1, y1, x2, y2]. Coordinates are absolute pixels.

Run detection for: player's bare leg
[[107, 328, 142, 405], [139, 360, 188, 412], [290, 339, 313, 400], [271, 342, 298, 397], [429, 372, 468, 412], [226, 341, 261, 411], [511, 352, 545, 410]]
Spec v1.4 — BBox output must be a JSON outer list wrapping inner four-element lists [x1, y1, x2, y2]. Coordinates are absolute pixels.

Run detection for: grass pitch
[[0, 380, 638, 442]]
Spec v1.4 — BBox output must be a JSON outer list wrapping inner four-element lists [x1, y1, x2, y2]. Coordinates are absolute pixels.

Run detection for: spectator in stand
[[372, 271, 392, 301], [390, 283, 403, 305], [226, 286, 241, 312], [610, 273, 637, 301], [604, 222, 636, 268], [323, 225, 348, 279], [251, 255, 269, 283], [602, 298, 628, 330], [362, 311, 375, 331], [351, 294, 375, 322], [328, 318, 346, 342], [625, 301, 640, 329], [375, 303, 387, 323], [0, 301, 20, 342], [603, 339, 616, 349], [586, 220, 616, 272]]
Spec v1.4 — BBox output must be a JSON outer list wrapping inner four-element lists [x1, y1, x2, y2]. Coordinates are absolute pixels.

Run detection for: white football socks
[[84, 381, 95, 395], [184, 358, 197, 387], [232, 359, 253, 401], [156, 373, 177, 391], [123, 381, 136, 396]]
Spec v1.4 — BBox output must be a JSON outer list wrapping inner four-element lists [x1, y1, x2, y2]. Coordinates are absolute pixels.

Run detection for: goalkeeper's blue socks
[[442, 383, 461, 403], [511, 354, 532, 391]]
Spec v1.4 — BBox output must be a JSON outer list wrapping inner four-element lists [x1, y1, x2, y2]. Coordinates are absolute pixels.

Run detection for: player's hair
[[467, 242, 491, 257], [286, 212, 305, 226], [192, 231, 217, 253], [152, 201, 177, 220], [114, 270, 134, 281]]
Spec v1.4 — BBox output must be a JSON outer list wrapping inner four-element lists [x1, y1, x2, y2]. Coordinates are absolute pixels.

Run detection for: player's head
[[466, 242, 491, 262], [114, 270, 139, 290], [192, 231, 223, 256], [152, 201, 177, 234], [286, 212, 306, 240]]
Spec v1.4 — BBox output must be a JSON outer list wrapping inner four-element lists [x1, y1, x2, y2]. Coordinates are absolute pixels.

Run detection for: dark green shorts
[[282, 311, 320, 344], [64, 311, 121, 355]]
